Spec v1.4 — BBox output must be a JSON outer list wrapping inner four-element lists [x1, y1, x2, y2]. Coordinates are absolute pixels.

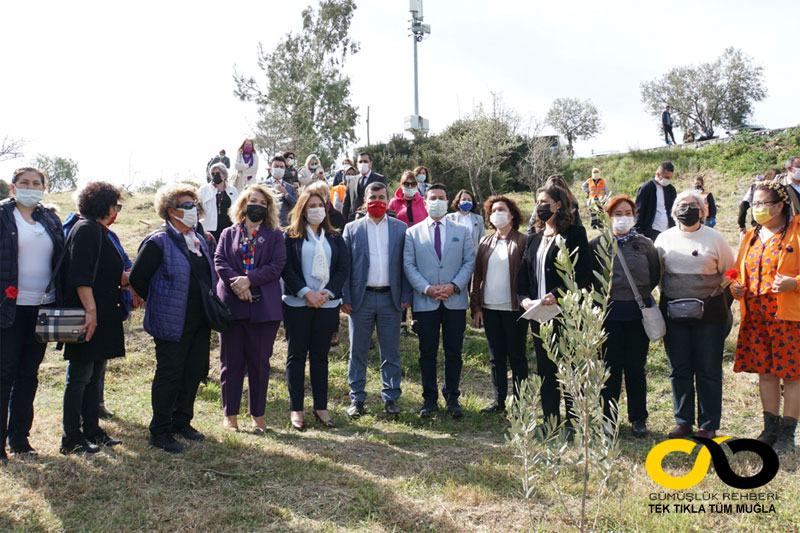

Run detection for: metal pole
[[366, 105, 370, 146], [413, 35, 419, 116]]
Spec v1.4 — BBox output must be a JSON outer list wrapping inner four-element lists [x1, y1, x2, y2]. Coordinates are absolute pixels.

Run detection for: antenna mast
[[405, 0, 430, 133]]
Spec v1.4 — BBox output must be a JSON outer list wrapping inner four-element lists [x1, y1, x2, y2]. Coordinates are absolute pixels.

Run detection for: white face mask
[[611, 216, 635, 234], [359, 162, 370, 175], [426, 199, 448, 218], [402, 186, 417, 199], [287, 158, 295, 166], [14, 188, 44, 207], [792, 167, 800, 182], [175, 207, 198, 228], [306, 206, 326, 225], [658, 177, 671, 187], [272, 167, 285, 180], [309, 163, 318, 170], [489, 211, 510, 229]]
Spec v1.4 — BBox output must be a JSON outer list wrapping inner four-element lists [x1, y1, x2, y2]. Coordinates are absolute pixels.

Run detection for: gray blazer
[[341, 216, 411, 312], [445, 212, 485, 254], [404, 217, 476, 312]]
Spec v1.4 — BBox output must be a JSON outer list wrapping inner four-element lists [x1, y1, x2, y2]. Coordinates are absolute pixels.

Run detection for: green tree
[[0, 179, 9, 199], [233, 0, 360, 165], [545, 98, 602, 158], [33, 154, 79, 192], [640, 47, 766, 138]]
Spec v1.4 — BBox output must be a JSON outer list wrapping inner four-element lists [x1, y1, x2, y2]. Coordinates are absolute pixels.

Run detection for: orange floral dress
[[734, 232, 800, 378]]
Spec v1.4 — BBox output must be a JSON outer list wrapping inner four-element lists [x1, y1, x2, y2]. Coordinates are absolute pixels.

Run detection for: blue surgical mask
[[459, 201, 473, 212], [416, 174, 427, 183], [14, 188, 43, 207]]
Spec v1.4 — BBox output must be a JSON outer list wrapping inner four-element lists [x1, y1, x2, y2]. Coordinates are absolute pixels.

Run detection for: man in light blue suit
[[342, 182, 412, 418], [404, 184, 476, 417]]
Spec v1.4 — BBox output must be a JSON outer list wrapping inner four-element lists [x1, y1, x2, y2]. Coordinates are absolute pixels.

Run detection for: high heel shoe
[[313, 409, 336, 429], [290, 411, 305, 431]]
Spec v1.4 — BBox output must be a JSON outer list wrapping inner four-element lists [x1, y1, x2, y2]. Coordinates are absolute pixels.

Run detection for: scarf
[[614, 228, 639, 247], [243, 152, 253, 167], [239, 225, 259, 272], [308, 227, 329, 289], [168, 221, 203, 257]]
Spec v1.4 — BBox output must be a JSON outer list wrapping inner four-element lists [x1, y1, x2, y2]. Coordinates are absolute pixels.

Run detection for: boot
[[756, 411, 781, 446], [773, 416, 797, 455]]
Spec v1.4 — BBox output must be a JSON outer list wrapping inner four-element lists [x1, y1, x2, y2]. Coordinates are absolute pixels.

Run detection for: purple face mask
[[243, 145, 253, 154]]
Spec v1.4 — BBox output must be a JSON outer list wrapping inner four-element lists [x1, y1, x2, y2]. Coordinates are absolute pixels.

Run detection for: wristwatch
[[451, 283, 460, 294]]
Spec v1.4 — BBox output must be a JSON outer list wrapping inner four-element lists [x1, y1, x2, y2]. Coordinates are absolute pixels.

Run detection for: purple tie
[[434, 221, 442, 260]]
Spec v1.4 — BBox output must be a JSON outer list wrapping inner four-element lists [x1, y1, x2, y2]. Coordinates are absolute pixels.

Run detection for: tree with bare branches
[[0, 136, 24, 162]]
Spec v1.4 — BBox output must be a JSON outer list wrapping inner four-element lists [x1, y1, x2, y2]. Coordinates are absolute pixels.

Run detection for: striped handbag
[[35, 221, 103, 344]]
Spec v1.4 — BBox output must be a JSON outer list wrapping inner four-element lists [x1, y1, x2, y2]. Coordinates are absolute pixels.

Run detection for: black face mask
[[676, 206, 701, 226], [246, 204, 267, 223], [694, 185, 703, 191], [536, 204, 554, 222], [212, 174, 222, 184]]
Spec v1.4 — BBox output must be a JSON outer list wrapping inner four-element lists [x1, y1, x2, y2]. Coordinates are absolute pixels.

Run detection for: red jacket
[[388, 187, 427, 227]]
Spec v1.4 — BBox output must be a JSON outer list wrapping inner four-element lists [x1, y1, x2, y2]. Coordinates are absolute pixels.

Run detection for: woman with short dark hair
[[60, 181, 125, 454], [0, 168, 65, 463], [446, 189, 485, 254]]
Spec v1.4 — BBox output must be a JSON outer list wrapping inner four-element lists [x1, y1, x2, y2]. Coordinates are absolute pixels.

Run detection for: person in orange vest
[[582, 168, 607, 229], [694, 176, 717, 227]]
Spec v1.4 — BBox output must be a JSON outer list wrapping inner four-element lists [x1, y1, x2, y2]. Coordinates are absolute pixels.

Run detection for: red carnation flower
[[5, 286, 17, 299], [725, 269, 739, 281]]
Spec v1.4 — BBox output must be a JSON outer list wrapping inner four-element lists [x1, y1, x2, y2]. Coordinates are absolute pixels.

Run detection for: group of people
[[2, 154, 800, 463]]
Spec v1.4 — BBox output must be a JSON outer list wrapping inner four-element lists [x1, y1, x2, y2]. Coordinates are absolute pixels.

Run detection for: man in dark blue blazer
[[342, 152, 386, 222], [342, 182, 412, 417]]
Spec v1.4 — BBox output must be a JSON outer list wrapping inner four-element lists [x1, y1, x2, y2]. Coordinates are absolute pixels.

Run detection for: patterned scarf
[[614, 228, 639, 247], [238, 225, 258, 272]]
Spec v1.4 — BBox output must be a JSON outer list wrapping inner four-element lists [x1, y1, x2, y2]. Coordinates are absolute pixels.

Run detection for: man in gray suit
[[404, 184, 476, 417], [342, 182, 412, 417], [262, 155, 297, 227]]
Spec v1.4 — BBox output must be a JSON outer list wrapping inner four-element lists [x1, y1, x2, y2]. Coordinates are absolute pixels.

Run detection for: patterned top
[[744, 232, 782, 296], [238, 225, 259, 272]]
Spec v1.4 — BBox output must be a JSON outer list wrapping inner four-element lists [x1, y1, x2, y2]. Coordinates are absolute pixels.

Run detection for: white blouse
[[14, 207, 55, 305], [483, 239, 513, 311]]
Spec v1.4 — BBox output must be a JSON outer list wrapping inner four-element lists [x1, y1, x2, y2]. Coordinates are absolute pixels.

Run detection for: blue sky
[[1, 0, 797, 188]]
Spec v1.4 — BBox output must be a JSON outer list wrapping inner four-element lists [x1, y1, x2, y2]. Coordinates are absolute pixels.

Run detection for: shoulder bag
[[35, 223, 103, 344], [615, 248, 666, 341], [163, 229, 231, 333]]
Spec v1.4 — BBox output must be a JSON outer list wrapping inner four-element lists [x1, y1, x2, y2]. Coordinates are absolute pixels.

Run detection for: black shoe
[[400, 325, 411, 337], [174, 425, 205, 441], [773, 417, 797, 455], [480, 402, 505, 414], [757, 411, 781, 446], [149, 434, 183, 453], [346, 401, 366, 419], [60, 437, 100, 455], [447, 403, 464, 418], [98, 405, 115, 419], [87, 429, 121, 447], [384, 401, 401, 415], [631, 420, 648, 438], [8, 440, 38, 456], [419, 403, 439, 417]]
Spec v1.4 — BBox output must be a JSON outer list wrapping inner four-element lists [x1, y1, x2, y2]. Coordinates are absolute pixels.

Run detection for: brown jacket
[[469, 228, 528, 314]]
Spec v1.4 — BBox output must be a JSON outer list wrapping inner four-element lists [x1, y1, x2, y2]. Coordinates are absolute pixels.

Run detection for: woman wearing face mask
[[129, 184, 216, 453], [388, 171, 428, 228], [446, 189, 485, 254], [60, 182, 126, 454], [281, 190, 349, 430], [283, 151, 298, 185], [731, 181, 800, 454], [298, 154, 322, 188], [0, 168, 65, 463], [413, 165, 430, 197], [233, 138, 259, 191], [693, 176, 717, 228], [213, 185, 285, 434], [470, 196, 529, 413], [527, 175, 582, 233], [654, 190, 734, 440], [589, 196, 661, 438], [199, 162, 239, 245], [517, 186, 591, 431]]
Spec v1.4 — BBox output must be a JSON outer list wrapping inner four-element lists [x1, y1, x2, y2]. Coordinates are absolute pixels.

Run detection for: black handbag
[[164, 229, 231, 333], [35, 223, 103, 344]]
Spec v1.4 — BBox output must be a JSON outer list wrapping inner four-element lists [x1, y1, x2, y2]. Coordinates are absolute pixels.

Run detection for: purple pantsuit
[[214, 223, 286, 417]]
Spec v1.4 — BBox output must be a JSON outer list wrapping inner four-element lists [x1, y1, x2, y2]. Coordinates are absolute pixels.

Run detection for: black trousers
[[62, 359, 104, 442], [150, 311, 210, 436], [483, 308, 528, 405], [283, 304, 339, 411], [531, 320, 574, 423], [1, 305, 47, 448], [414, 304, 466, 406], [601, 319, 650, 423]]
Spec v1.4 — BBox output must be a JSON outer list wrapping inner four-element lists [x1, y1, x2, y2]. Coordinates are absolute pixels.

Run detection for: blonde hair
[[305, 180, 331, 200], [154, 183, 199, 221], [230, 184, 280, 229]]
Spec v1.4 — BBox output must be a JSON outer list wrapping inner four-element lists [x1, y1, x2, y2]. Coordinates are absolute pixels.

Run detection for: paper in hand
[[518, 299, 562, 324]]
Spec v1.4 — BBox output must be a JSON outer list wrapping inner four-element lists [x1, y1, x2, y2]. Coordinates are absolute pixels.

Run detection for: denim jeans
[[62, 359, 104, 442]]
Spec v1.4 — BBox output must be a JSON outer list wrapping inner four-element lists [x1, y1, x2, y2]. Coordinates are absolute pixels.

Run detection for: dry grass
[[1, 187, 799, 532]]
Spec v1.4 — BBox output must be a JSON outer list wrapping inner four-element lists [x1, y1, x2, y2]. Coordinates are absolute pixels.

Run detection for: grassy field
[[2, 141, 800, 532]]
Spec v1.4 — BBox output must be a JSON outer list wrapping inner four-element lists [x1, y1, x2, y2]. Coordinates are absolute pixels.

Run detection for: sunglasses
[[176, 201, 197, 210]]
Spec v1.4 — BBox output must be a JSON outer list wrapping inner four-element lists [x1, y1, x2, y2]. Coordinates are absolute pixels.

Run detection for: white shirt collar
[[367, 215, 387, 226], [427, 216, 445, 227]]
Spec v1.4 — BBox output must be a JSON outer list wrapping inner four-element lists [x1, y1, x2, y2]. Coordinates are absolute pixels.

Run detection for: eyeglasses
[[752, 201, 777, 208], [176, 201, 196, 210], [676, 203, 700, 209]]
